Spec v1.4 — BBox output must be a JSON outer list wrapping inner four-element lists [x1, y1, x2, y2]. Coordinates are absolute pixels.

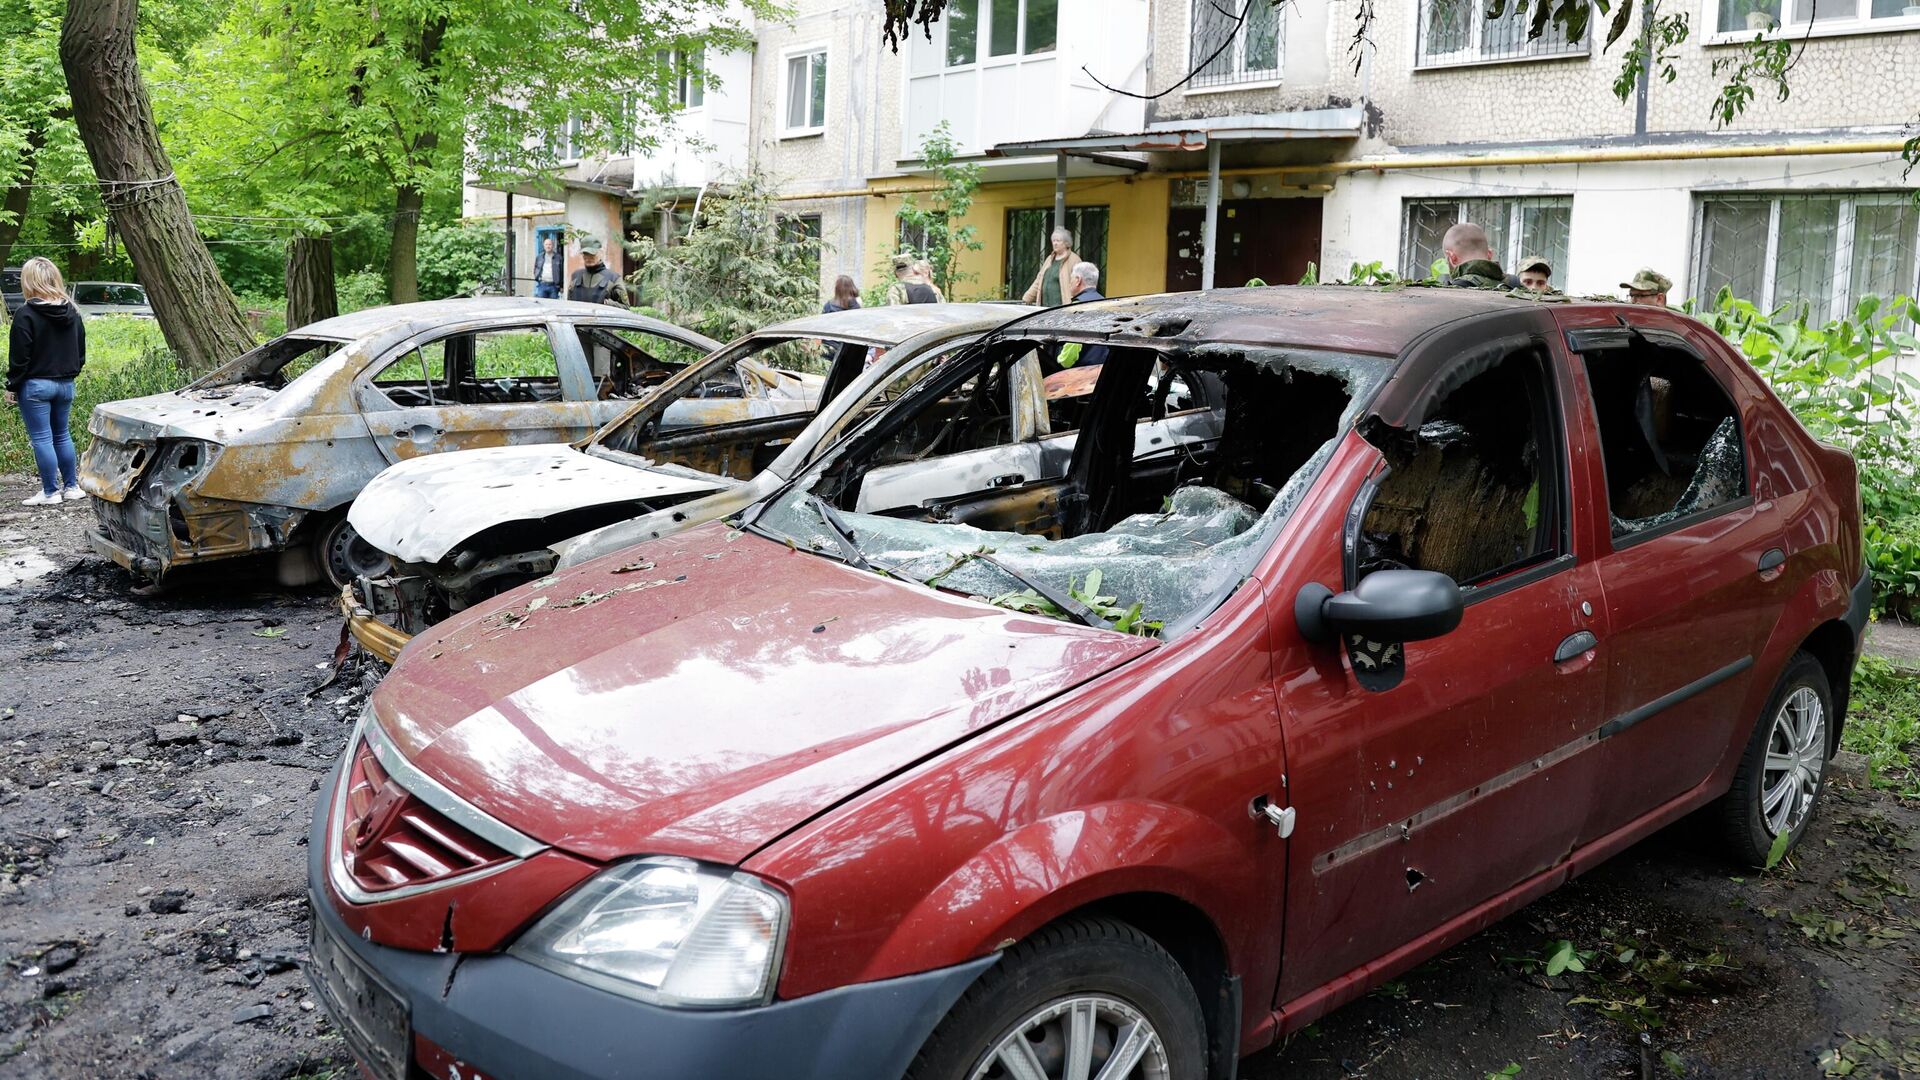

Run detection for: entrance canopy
[[989, 108, 1365, 289]]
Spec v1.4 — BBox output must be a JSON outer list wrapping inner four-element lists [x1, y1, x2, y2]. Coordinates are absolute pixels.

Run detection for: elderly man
[[566, 236, 630, 306], [531, 235, 564, 299], [1021, 227, 1080, 306], [1069, 261, 1103, 303], [1622, 268, 1672, 306], [1441, 223, 1506, 289]]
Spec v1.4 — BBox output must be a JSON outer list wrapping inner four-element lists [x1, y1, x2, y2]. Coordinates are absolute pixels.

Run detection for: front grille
[[338, 735, 511, 894]]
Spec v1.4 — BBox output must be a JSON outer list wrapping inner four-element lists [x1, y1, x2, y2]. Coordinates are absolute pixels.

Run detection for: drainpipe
[[504, 191, 515, 295], [1053, 151, 1068, 235], [1201, 140, 1221, 291], [1634, 2, 1651, 141]]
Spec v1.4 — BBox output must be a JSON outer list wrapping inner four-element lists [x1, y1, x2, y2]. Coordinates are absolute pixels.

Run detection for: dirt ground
[[5, 468, 1920, 1080]]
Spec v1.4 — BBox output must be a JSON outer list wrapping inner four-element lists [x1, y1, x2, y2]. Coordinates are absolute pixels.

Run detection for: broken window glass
[[1581, 344, 1747, 538], [1358, 347, 1561, 586], [750, 344, 1387, 636]]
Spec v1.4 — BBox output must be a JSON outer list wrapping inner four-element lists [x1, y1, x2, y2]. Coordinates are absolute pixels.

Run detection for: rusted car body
[[307, 287, 1866, 1079], [342, 304, 1058, 661], [78, 299, 724, 587]]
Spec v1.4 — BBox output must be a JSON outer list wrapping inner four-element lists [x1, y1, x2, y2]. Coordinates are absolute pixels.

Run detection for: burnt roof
[[1003, 285, 1578, 357]]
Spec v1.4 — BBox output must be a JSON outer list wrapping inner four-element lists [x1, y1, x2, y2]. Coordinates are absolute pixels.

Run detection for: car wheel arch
[[1750, 565, 1861, 754]]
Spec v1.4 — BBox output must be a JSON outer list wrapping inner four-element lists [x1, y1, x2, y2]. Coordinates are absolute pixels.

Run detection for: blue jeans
[[533, 282, 560, 299], [19, 377, 78, 495]]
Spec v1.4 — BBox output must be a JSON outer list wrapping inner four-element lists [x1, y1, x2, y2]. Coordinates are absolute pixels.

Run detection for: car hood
[[351, 443, 735, 564], [370, 521, 1155, 865], [87, 385, 284, 444]]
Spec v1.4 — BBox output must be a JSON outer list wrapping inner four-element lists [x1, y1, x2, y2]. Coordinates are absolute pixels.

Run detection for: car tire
[[312, 510, 392, 591], [1714, 650, 1834, 868], [905, 916, 1207, 1080]]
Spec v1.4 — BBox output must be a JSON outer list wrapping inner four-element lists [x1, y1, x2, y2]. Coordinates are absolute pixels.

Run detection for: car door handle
[[1758, 548, 1786, 573], [1554, 630, 1598, 663]]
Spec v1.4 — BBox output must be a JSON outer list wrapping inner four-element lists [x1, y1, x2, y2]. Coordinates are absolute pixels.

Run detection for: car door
[[354, 320, 599, 464], [1273, 323, 1611, 1005], [568, 320, 715, 423], [1561, 314, 1787, 840]]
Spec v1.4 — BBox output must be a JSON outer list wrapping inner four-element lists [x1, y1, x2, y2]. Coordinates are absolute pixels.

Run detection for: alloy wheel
[[968, 994, 1170, 1080], [1760, 685, 1827, 837]]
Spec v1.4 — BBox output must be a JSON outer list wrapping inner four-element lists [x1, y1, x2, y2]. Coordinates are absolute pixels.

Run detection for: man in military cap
[[567, 235, 630, 306], [1516, 255, 1554, 293], [1441, 223, 1505, 288], [1622, 269, 1671, 306]]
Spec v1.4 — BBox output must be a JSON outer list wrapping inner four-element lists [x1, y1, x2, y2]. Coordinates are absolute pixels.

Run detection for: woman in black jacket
[[4, 258, 87, 506]]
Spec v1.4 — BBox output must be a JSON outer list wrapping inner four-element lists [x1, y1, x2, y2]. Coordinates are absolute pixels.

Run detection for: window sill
[[780, 128, 827, 141], [1183, 76, 1286, 97], [1702, 16, 1920, 44], [1413, 48, 1591, 72]]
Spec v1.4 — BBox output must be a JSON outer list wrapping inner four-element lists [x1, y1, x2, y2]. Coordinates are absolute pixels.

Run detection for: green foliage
[[1709, 38, 1795, 128], [1864, 517, 1920, 620], [630, 171, 822, 346], [1764, 823, 1794, 870], [336, 269, 388, 313], [893, 122, 983, 298], [990, 569, 1165, 636], [0, 319, 182, 471], [1297, 262, 1318, 285], [415, 223, 505, 300], [1843, 657, 1920, 798]]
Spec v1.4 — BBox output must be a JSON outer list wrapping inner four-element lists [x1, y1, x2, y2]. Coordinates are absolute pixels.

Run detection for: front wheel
[[906, 917, 1207, 1080], [312, 510, 392, 590], [1715, 650, 1834, 867]]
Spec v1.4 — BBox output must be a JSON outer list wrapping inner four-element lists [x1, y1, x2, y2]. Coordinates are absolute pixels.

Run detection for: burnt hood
[[370, 522, 1155, 865]]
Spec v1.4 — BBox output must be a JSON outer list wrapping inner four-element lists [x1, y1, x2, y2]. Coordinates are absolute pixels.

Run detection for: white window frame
[[1412, 0, 1592, 70], [1185, 0, 1288, 94], [1690, 191, 1920, 316], [559, 115, 588, 164], [779, 44, 829, 139], [1702, 0, 1920, 43], [1399, 195, 1576, 280]]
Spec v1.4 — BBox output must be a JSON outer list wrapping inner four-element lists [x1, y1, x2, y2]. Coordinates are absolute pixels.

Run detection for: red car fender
[[852, 800, 1254, 986]]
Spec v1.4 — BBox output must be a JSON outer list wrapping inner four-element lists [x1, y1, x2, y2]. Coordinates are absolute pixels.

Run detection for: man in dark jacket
[[567, 236, 630, 306], [1067, 262, 1109, 368], [531, 235, 564, 299], [1440, 223, 1506, 288]]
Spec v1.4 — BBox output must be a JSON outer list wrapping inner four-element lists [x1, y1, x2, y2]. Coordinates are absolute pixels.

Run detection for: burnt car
[[340, 303, 1076, 661], [79, 299, 723, 587], [308, 287, 1866, 1080]]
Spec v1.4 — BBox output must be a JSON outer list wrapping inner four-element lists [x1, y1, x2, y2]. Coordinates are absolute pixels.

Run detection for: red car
[[307, 287, 1867, 1080]]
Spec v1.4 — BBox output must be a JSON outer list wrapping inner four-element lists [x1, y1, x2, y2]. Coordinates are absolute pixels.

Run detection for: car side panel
[[748, 583, 1288, 1052]]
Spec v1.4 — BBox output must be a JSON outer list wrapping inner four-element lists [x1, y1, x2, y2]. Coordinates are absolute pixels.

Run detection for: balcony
[[902, 0, 1150, 159]]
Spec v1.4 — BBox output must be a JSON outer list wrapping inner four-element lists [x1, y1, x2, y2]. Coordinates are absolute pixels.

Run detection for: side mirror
[[1294, 570, 1464, 645]]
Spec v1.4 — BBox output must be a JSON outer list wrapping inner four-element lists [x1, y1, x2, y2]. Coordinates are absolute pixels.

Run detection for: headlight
[[511, 857, 788, 1008]]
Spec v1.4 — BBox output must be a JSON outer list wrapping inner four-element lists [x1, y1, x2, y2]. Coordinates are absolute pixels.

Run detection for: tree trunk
[[285, 234, 338, 329], [0, 126, 45, 272], [60, 0, 253, 371], [388, 183, 423, 303]]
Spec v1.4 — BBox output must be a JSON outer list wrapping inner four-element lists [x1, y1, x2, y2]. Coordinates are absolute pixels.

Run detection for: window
[[1579, 339, 1748, 539], [472, 328, 561, 387], [1711, 0, 1916, 35], [371, 328, 564, 407], [1190, 0, 1285, 89], [559, 115, 588, 162], [1004, 207, 1110, 298], [1402, 196, 1572, 281], [785, 214, 824, 283], [897, 213, 945, 259], [1415, 0, 1589, 67], [782, 48, 828, 136], [944, 0, 1055, 64], [1359, 347, 1563, 587], [576, 326, 703, 400], [655, 49, 705, 109], [1695, 193, 1918, 323], [947, 0, 979, 64]]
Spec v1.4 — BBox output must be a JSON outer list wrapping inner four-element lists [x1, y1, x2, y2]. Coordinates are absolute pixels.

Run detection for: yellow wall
[[864, 173, 1172, 301]]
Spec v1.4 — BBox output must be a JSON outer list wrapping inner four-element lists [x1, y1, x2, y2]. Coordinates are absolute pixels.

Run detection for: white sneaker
[[22, 490, 60, 506], [61, 486, 87, 501]]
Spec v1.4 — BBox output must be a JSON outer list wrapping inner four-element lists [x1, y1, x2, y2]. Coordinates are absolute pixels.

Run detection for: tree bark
[[60, 0, 253, 371], [285, 234, 338, 329], [0, 126, 46, 272], [388, 183, 423, 303]]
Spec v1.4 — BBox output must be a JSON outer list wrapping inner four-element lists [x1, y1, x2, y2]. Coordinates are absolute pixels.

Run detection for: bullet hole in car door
[[1581, 341, 1747, 538]]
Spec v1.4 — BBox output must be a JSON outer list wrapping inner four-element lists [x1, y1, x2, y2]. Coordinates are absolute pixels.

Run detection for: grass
[[1844, 654, 1920, 798], [1, 316, 186, 473]]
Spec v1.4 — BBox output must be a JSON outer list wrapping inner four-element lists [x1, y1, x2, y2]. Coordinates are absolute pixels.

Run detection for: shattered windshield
[[753, 341, 1389, 637]]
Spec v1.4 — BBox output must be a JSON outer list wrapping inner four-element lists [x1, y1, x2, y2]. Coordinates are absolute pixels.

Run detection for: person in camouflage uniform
[[1622, 268, 1672, 306], [1441, 222, 1506, 288]]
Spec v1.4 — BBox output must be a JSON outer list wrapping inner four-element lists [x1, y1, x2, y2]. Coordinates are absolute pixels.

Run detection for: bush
[[415, 223, 505, 301], [336, 270, 388, 313]]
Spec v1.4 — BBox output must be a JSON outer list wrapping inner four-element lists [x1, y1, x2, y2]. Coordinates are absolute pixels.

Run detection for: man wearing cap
[[1440, 222, 1505, 289], [1516, 255, 1554, 293], [567, 236, 630, 306], [1623, 269, 1671, 307], [886, 255, 939, 305]]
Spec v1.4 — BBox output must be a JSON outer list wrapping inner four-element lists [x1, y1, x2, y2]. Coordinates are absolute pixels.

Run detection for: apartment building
[[468, 0, 1918, 311]]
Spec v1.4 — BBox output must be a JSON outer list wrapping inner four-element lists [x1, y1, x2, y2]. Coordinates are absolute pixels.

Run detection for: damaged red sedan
[[308, 287, 1867, 1080]]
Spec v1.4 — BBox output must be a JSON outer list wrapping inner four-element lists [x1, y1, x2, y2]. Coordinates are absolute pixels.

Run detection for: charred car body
[[342, 303, 1078, 660], [79, 299, 725, 587], [309, 287, 1866, 1080]]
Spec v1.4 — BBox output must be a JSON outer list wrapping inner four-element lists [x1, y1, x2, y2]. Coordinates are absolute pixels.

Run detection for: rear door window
[[1580, 342, 1747, 540]]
